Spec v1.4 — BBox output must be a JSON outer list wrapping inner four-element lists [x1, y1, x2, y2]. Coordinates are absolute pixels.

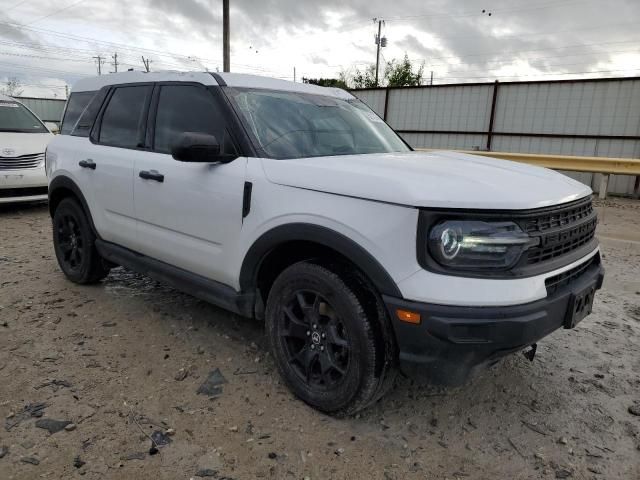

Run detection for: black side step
[[95, 239, 255, 318]]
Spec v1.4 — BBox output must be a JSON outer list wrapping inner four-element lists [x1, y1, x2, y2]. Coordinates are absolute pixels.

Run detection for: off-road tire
[[265, 261, 397, 416], [52, 197, 110, 284]]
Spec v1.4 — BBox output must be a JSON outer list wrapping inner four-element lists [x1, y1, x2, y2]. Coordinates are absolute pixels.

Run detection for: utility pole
[[92, 55, 104, 75], [373, 18, 386, 87], [223, 0, 230, 72], [293, 66, 296, 82], [141, 56, 152, 72], [430, 70, 434, 86], [111, 53, 119, 73]]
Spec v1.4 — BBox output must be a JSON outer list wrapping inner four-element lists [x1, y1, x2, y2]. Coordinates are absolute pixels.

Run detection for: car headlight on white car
[[428, 220, 538, 270]]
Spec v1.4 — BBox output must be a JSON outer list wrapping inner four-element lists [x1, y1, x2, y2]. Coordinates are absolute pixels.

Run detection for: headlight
[[428, 220, 536, 270]]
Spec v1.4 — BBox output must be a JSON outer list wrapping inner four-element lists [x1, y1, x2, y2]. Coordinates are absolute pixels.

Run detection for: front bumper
[[0, 168, 48, 204], [383, 255, 605, 385]]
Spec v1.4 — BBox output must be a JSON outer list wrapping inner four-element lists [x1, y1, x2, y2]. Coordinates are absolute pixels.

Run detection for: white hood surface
[[261, 150, 592, 210], [0, 132, 53, 156]]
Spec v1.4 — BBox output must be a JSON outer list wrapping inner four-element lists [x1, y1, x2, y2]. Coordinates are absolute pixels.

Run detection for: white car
[[46, 71, 604, 415], [0, 93, 54, 204]]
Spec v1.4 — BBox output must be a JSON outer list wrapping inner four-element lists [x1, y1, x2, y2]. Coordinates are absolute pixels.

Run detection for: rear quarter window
[[71, 88, 109, 138], [61, 91, 96, 135]]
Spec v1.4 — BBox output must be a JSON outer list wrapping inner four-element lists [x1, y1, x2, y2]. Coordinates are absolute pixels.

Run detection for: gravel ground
[[0, 198, 639, 480]]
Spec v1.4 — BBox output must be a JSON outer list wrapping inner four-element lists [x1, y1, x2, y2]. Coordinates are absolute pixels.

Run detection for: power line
[[4, 0, 29, 13], [424, 68, 640, 82], [0, 51, 93, 63], [0, 61, 91, 78], [407, 39, 640, 64], [0, 20, 292, 76], [419, 49, 640, 70], [381, 0, 595, 21], [26, 0, 90, 26]]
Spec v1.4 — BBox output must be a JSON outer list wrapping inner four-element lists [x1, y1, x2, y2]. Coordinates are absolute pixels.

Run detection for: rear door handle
[[139, 170, 164, 183], [78, 159, 96, 170]]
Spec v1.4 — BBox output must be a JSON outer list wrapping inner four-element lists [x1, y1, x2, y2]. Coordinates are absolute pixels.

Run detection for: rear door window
[[61, 92, 95, 135], [99, 86, 152, 149]]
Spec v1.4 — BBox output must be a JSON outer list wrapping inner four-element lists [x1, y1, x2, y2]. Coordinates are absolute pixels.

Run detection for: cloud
[[2, 0, 639, 95], [309, 54, 328, 65]]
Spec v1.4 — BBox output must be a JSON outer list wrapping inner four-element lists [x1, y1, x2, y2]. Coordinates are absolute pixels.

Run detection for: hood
[[0, 132, 53, 157], [261, 151, 592, 210]]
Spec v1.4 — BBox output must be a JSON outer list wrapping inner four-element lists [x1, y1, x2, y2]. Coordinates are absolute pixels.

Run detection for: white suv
[[47, 71, 604, 415], [0, 94, 53, 204]]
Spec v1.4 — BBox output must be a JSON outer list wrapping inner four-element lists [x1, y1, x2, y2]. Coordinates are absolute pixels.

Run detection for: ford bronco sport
[[47, 71, 604, 415]]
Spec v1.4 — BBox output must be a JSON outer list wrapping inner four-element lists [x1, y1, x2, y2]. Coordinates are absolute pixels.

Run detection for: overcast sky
[[1, 0, 639, 97]]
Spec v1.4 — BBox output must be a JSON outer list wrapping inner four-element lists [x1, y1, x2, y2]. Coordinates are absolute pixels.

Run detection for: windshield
[[0, 100, 48, 133], [226, 88, 410, 159]]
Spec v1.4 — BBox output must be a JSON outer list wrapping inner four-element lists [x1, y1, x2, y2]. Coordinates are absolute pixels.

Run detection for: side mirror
[[44, 122, 60, 134], [171, 132, 236, 163]]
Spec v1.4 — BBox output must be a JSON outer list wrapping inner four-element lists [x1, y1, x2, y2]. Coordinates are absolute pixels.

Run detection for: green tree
[[303, 77, 349, 89], [351, 65, 377, 89], [384, 54, 424, 87]]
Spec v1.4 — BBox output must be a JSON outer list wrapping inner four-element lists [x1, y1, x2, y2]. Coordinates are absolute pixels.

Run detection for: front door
[[133, 84, 247, 286]]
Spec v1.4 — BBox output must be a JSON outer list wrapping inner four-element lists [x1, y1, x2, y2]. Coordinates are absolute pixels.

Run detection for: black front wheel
[[52, 198, 110, 284], [266, 262, 396, 416]]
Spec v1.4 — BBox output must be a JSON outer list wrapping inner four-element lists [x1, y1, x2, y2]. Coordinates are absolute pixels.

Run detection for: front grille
[[519, 196, 598, 265], [0, 186, 48, 198], [0, 153, 44, 170], [522, 199, 593, 233], [545, 254, 600, 295]]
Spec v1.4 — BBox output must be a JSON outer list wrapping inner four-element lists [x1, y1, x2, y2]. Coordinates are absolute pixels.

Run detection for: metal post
[[486, 80, 499, 151], [375, 20, 382, 87], [223, 0, 230, 72], [599, 174, 610, 200], [383, 87, 390, 121]]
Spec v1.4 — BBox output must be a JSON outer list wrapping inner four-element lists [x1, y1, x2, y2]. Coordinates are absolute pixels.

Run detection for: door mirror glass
[[171, 132, 235, 163]]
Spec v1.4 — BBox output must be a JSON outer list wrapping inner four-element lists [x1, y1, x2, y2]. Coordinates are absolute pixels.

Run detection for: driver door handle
[[139, 169, 164, 183], [78, 159, 96, 170]]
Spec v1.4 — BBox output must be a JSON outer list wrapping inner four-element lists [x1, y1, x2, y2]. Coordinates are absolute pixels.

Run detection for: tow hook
[[523, 343, 537, 362]]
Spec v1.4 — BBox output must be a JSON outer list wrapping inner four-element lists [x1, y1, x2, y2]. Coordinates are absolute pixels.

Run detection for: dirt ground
[[1, 198, 639, 480]]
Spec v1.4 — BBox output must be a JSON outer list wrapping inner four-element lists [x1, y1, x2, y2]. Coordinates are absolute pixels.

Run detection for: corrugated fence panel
[[493, 80, 640, 136], [386, 85, 493, 132], [352, 90, 386, 117], [400, 133, 487, 150], [16, 97, 66, 124]]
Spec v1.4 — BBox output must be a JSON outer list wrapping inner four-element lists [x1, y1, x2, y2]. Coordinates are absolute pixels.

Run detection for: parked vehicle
[[0, 94, 54, 204], [46, 71, 604, 415]]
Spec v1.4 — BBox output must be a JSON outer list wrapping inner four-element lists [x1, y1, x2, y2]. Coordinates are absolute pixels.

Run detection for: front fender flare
[[239, 223, 402, 298]]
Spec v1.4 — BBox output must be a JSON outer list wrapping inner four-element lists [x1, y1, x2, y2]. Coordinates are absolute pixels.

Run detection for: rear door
[[84, 84, 153, 250], [133, 83, 247, 285]]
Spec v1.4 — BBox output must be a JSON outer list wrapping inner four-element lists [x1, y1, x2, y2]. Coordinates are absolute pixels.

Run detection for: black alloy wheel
[[55, 213, 85, 273], [279, 290, 351, 389]]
